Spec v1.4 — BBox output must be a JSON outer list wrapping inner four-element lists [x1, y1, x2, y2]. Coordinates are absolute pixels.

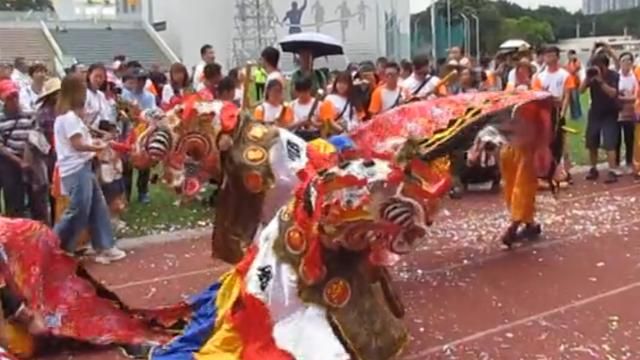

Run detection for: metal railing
[[141, 21, 180, 64], [39, 20, 76, 77]]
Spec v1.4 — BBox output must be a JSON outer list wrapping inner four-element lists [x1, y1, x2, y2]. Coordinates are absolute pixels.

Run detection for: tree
[[0, 0, 54, 11], [499, 16, 555, 46]]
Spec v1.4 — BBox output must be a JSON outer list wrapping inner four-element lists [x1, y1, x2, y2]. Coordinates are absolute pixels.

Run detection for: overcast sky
[[410, 0, 582, 13]]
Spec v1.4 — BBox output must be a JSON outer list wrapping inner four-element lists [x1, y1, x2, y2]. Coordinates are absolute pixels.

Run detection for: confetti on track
[[41, 179, 640, 359]]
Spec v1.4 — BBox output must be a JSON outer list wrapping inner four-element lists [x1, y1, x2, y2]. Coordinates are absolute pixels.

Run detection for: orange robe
[[500, 145, 537, 224], [635, 124, 640, 175]]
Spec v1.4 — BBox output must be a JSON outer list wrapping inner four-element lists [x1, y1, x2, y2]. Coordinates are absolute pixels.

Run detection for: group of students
[[0, 55, 197, 265], [490, 43, 640, 183], [247, 47, 455, 143]]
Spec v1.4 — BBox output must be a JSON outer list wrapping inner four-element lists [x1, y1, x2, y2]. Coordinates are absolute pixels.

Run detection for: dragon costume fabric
[[212, 115, 337, 264], [212, 90, 557, 263], [0, 347, 16, 360], [151, 155, 451, 360], [0, 217, 192, 358]]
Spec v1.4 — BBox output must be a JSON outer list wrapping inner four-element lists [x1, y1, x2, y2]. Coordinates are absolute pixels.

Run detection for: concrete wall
[[147, 0, 409, 71], [144, 0, 234, 71], [52, 0, 410, 72]]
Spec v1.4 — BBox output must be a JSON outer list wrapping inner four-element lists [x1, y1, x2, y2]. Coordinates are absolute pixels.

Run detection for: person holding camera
[[581, 53, 620, 183]]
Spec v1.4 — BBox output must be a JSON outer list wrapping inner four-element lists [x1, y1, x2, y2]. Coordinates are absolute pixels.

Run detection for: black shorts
[[101, 179, 125, 204], [586, 111, 619, 151]]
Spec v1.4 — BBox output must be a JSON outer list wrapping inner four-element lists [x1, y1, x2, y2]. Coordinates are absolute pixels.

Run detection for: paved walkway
[[43, 178, 640, 359]]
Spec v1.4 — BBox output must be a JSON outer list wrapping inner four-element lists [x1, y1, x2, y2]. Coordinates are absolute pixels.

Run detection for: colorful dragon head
[[290, 157, 450, 279], [125, 97, 239, 198], [262, 156, 451, 359], [165, 99, 239, 198]]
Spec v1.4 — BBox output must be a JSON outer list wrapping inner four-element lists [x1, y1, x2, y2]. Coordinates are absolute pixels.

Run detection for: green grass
[[116, 173, 214, 238], [565, 93, 590, 166]]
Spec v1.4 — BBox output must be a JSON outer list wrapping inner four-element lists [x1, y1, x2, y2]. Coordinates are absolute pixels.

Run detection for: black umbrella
[[279, 32, 344, 58]]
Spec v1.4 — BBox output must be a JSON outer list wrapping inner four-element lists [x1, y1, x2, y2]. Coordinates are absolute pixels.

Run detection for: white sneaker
[[94, 247, 127, 264], [77, 245, 96, 256]]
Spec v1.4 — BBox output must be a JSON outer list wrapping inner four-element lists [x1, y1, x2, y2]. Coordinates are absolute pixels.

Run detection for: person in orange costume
[[499, 101, 553, 247], [368, 62, 408, 116], [319, 71, 364, 136], [253, 79, 294, 128]]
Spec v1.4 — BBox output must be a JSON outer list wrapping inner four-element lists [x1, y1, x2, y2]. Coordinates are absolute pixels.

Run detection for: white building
[[49, 0, 410, 71], [150, 0, 409, 70], [582, 0, 640, 15]]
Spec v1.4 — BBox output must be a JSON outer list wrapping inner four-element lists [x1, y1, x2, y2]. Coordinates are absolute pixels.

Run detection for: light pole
[[446, 0, 451, 49], [462, 6, 480, 58], [430, 0, 437, 59], [412, 13, 425, 51], [471, 13, 479, 57], [460, 13, 469, 55]]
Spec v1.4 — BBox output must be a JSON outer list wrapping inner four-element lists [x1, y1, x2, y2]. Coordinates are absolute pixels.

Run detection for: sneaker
[[566, 172, 574, 185], [111, 219, 128, 232], [138, 193, 151, 205], [94, 247, 127, 264], [76, 245, 96, 256], [604, 171, 619, 184], [449, 186, 463, 200], [585, 167, 599, 181], [517, 223, 542, 240]]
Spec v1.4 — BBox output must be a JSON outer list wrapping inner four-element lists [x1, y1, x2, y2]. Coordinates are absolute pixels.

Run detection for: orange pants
[[0, 319, 35, 358], [500, 145, 537, 224], [634, 124, 640, 175]]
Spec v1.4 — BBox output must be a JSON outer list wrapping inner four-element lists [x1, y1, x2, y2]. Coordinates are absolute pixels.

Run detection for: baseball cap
[[0, 79, 18, 101]]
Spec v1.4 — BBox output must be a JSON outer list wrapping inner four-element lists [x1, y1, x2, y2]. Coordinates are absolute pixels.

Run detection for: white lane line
[[108, 267, 225, 290], [404, 279, 640, 359]]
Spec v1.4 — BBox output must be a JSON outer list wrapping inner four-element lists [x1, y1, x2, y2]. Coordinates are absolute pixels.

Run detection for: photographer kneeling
[[581, 53, 621, 184]]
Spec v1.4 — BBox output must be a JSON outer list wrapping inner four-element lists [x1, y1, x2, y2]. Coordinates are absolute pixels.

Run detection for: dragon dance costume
[[0, 90, 559, 359], [0, 217, 191, 358], [152, 156, 450, 360], [150, 91, 559, 359]]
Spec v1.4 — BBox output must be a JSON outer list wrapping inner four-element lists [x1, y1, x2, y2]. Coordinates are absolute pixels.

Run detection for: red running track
[[42, 178, 640, 359]]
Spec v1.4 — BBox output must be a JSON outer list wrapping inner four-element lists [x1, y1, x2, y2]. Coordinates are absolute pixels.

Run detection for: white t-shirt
[[291, 97, 320, 127], [258, 102, 286, 124], [372, 87, 404, 113], [618, 70, 637, 96], [85, 89, 115, 127], [193, 61, 206, 91], [324, 94, 359, 131], [161, 84, 183, 105], [54, 111, 96, 178], [532, 67, 571, 99], [401, 74, 441, 99], [266, 70, 284, 85], [234, 87, 243, 106], [11, 69, 31, 90], [19, 85, 41, 114]]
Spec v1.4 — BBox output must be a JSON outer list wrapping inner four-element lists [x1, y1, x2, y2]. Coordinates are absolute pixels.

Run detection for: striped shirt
[[0, 113, 35, 155]]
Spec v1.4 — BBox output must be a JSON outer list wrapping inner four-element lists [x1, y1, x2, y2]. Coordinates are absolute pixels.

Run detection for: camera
[[586, 67, 599, 79], [484, 142, 497, 152]]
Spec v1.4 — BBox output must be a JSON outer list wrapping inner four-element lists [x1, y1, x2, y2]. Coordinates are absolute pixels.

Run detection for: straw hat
[[36, 77, 61, 103]]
